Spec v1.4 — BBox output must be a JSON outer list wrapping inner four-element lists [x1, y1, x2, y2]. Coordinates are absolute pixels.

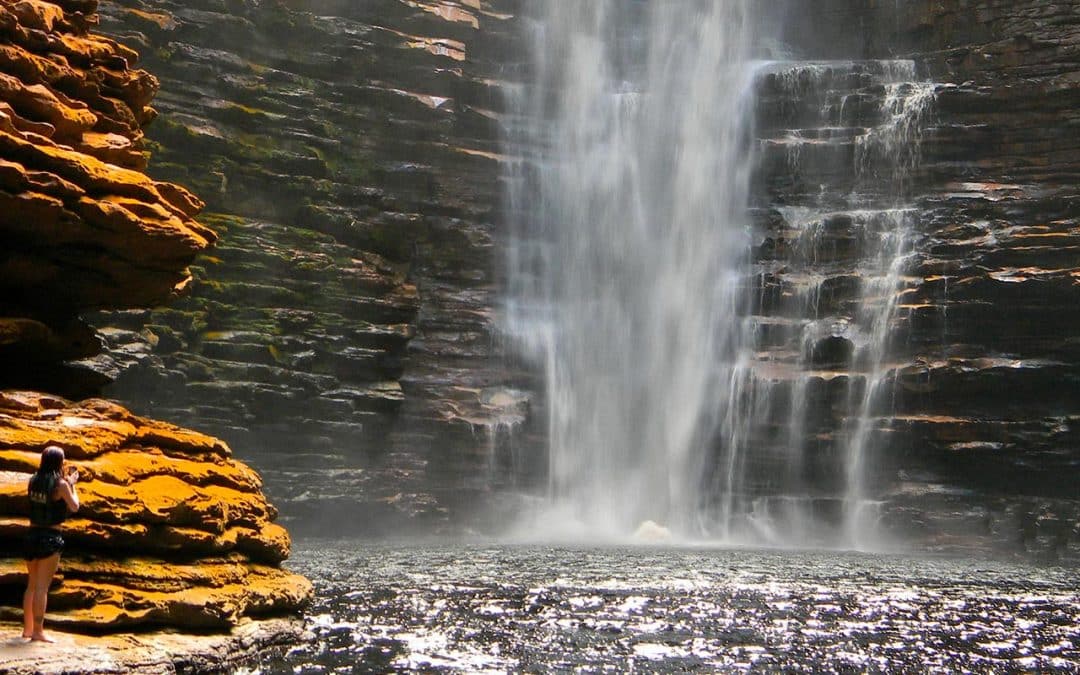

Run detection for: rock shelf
[[0, 617, 305, 674], [0, 391, 311, 631]]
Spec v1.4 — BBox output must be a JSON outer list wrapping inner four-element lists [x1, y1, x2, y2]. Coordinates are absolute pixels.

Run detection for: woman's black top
[[28, 473, 67, 528]]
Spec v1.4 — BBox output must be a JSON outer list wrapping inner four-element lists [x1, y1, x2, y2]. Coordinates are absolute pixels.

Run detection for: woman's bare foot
[[30, 631, 55, 643], [22, 631, 32, 639]]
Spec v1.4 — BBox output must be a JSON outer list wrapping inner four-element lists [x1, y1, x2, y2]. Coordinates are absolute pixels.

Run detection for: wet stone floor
[[255, 541, 1080, 673]]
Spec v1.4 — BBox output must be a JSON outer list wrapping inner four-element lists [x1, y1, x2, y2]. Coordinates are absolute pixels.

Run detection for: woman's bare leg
[[22, 558, 39, 638], [30, 553, 60, 642]]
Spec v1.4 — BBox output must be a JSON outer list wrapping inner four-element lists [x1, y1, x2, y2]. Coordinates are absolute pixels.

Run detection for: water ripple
[[258, 542, 1080, 673]]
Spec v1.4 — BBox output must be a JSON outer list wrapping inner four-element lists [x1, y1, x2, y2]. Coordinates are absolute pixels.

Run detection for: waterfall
[[505, 0, 758, 537], [843, 76, 936, 544], [503, 3, 935, 545]]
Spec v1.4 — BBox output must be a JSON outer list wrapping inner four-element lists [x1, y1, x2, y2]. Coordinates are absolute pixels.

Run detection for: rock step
[[0, 616, 307, 674], [0, 392, 312, 631]]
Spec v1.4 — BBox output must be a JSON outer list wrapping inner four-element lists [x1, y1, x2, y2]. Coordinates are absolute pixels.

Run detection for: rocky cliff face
[[893, 0, 1078, 556], [0, 0, 214, 398], [93, 0, 528, 534], [92, 0, 1077, 555], [759, 0, 1079, 556], [0, 0, 309, 634]]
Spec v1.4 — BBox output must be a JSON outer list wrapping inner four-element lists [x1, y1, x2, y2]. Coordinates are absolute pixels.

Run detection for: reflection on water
[[257, 541, 1079, 673]]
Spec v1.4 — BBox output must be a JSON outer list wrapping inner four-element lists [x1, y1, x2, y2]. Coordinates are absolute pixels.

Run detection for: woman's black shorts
[[22, 528, 64, 560]]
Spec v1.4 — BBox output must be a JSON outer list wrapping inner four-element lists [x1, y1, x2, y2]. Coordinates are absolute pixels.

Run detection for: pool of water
[[256, 541, 1079, 673]]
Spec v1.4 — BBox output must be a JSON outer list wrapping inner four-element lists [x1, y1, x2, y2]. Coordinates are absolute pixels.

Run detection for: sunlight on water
[[257, 542, 1080, 673]]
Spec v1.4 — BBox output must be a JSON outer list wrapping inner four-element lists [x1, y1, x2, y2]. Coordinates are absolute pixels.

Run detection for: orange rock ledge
[[0, 0, 216, 388], [0, 390, 312, 632]]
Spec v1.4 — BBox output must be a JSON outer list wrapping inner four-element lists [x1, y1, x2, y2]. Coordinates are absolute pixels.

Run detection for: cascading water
[[503, 3, 935, 546], [505, 0, 758, 537], [737, 61, 936, 546], [843, 76, 936, 544]]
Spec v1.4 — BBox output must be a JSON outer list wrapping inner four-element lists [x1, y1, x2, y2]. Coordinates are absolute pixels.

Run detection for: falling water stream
[[504, 2, 937, 546], [505, 0, 758, 537]]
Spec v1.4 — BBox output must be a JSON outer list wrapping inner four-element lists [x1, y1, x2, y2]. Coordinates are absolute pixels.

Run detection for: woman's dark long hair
[[29, 445, 65, 496]]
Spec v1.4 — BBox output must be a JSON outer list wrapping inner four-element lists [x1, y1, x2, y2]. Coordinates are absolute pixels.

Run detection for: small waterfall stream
[[503, 3, 935, 545], [756, 62, 936, 545]]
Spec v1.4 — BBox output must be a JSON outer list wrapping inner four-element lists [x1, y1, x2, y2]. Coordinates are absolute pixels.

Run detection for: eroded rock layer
[[0, 0, 215, 398], [93, 0, 526, 534], [0, 390, 311, 630]]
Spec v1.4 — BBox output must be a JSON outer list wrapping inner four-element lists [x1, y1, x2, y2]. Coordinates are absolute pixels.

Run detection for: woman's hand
[[66, 466, 79, 485]]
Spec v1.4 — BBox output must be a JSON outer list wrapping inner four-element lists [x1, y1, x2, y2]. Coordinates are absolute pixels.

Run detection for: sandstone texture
[[0, 0, 215, 399], [0, 391, 311, 631]]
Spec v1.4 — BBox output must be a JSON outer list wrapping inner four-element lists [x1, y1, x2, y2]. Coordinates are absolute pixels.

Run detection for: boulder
[[0, 390, 311, 631], [0, 0, 215, 390]]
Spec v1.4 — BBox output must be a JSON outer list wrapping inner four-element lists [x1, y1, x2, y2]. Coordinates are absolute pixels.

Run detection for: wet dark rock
[[810, 335, 855, 369], [89, 0, 521, 535], [737, 0, 1080, 555]]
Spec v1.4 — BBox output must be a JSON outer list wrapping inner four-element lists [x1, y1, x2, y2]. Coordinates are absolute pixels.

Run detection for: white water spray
[[504, 0, 758, 537]]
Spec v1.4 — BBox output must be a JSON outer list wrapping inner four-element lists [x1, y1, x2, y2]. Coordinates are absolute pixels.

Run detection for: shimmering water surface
[[259, 541, 1079, 673]]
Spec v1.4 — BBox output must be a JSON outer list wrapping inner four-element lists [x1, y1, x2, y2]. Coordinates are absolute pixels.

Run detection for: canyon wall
[[93, 0, 1077, 555], [0, 0, 310, 633], [93, 0, 531, 534]]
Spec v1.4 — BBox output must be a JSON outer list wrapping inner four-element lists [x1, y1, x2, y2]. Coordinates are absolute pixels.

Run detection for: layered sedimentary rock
[[893, 0, 1079, 554], [0, 0, 310, 637], [745, 0, 1080, 554], [0, 391, 310, 630], [93, 0, 526, 533], [0, 0, 216, 398]]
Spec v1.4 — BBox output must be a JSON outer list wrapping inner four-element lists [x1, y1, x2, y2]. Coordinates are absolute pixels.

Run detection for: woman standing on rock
[[22, 445, 80, 642]]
